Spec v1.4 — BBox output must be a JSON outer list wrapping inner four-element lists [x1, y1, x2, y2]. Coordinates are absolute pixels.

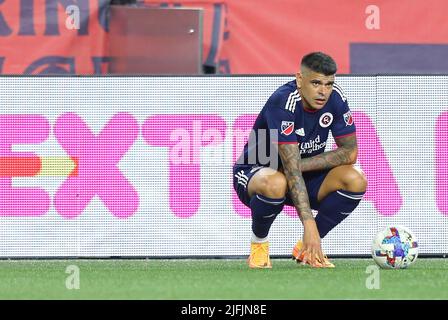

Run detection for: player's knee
[[343, 168, 367, 192], [259, 172, 288, 198]]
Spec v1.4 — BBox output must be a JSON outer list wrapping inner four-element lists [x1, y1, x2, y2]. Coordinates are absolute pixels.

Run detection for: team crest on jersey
[[319, 112, 333, 128], [280, 121, 294, 135], [343, 111, 354, 126]]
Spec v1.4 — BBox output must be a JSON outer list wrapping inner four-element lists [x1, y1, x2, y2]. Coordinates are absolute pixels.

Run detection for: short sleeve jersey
[[236, 80, 356, 168]]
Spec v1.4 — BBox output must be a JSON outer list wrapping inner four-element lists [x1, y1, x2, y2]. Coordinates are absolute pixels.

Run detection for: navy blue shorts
[[233, 164, 330, 210]]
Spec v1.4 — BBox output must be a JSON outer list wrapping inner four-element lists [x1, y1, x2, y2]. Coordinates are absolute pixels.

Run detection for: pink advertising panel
[[0, 76, 446, 257]]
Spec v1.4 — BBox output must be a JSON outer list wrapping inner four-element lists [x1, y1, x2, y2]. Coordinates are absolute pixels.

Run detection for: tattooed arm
[[300, 134, 358, 172], [277, 143, 324, 262]]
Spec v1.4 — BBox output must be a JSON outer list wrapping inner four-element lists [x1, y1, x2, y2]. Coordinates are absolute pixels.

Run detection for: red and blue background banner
[[0, 0, 109, 75], [1, 0, 448, 74]]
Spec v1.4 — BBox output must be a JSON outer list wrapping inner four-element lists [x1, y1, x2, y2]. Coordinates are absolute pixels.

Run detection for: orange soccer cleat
[[248, 242, 272, 269], [292, 240, 335, 268]]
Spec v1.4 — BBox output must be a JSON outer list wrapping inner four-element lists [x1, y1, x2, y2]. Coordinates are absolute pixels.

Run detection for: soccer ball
[[371, 226, 419, 269]]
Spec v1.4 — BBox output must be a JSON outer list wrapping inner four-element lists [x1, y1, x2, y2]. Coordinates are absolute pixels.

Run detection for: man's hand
[[277, 143, 326, 264], [298, 220, 324, 265]]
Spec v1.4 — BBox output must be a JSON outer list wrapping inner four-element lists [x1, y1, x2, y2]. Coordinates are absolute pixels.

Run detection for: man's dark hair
[[301, 52, 337, 75]]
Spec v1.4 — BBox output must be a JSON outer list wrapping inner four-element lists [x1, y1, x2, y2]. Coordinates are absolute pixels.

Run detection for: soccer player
[[233, 52, 367, 268]]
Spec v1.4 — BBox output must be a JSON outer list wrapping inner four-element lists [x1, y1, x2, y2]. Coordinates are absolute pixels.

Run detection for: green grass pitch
[[0, 258, 447, 300]]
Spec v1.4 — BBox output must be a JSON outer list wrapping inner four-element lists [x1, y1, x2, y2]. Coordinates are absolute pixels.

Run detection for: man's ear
[[296, 72, 302, 89]]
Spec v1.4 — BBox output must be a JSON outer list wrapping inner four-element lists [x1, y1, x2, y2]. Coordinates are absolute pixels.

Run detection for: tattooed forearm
[[300, 134, 358, 172], [277, 143, 314, 221]]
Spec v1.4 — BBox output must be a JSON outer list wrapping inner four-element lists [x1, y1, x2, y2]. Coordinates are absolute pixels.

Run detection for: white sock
[[251, 232, 268, 243]]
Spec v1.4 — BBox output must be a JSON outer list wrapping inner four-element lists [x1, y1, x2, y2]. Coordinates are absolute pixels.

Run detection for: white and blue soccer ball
[[371, 226, 419, 269]]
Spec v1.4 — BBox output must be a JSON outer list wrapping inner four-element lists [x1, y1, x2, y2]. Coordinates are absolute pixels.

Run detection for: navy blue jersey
[[236, 80, 356, 168]]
